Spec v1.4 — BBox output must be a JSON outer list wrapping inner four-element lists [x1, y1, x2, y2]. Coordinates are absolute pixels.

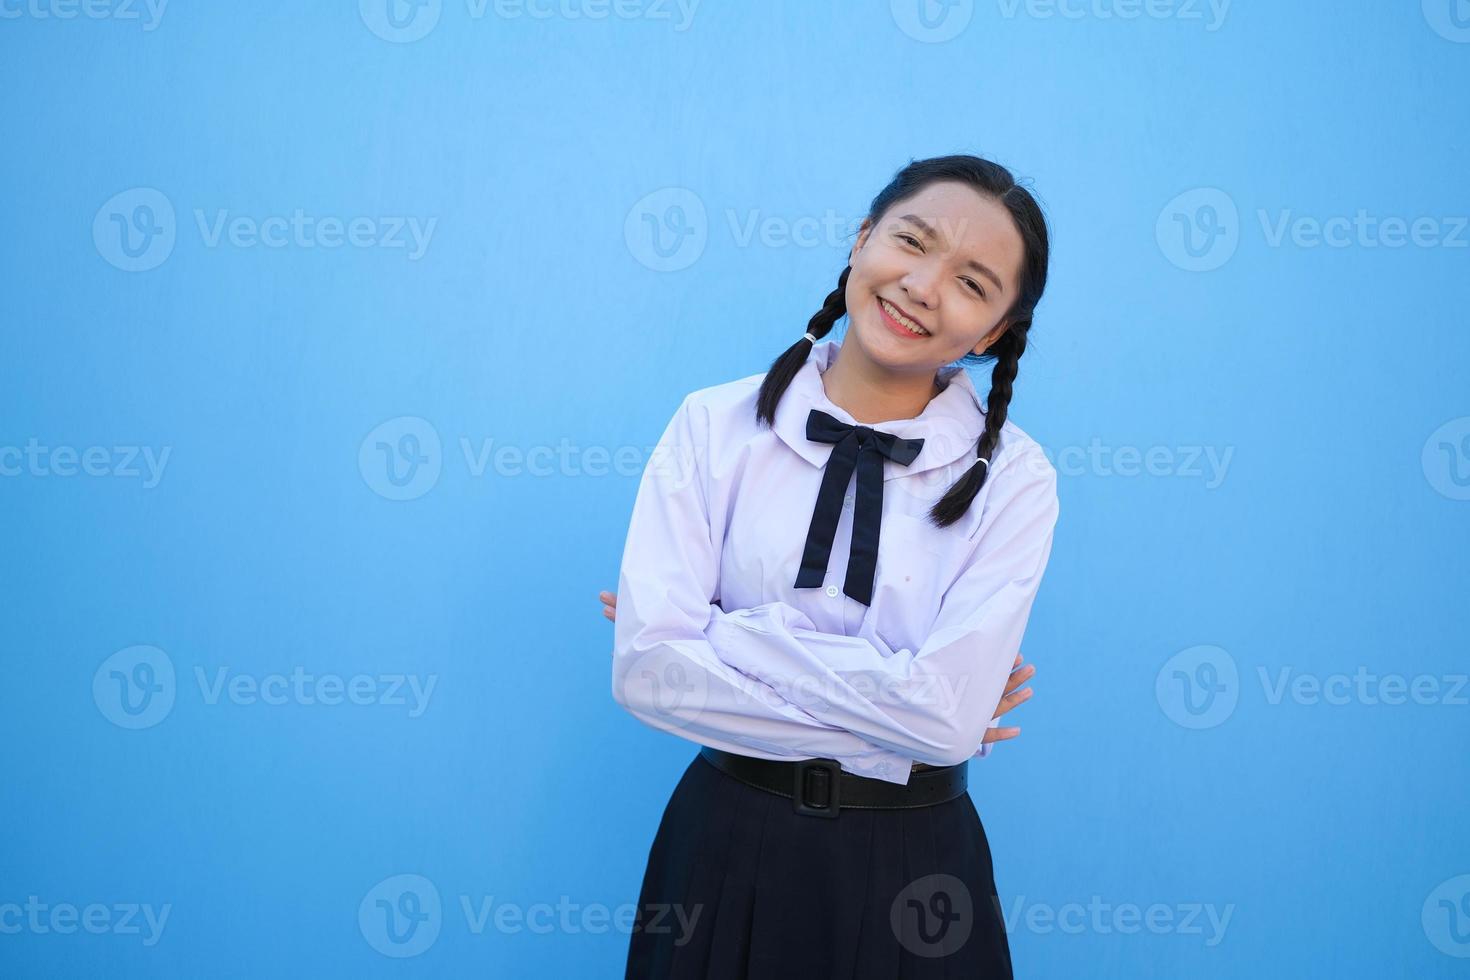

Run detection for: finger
[[1004, 663, 1034, 689], [1000, 687, 1034, 712], [1002, 664, 1036, 695], [981, 726, 1021, 743], [992, 686, 1033, 719], [602, 606, 615, 621]]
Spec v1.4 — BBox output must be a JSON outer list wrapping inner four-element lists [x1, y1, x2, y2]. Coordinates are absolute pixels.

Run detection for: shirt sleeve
[[610, 394, 917, 784], [702, 441, 1059, 768]]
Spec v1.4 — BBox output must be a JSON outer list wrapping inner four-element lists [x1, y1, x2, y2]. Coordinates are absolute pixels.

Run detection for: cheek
[[845, 269, 876, 309], [851, 247, 906, 291]]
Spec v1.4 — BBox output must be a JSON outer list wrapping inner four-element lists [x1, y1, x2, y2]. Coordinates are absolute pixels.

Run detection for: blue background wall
[[2, 2, 1467, 976]]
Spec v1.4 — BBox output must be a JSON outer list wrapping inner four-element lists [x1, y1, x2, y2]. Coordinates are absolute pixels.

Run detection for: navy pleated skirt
[[623, 751, 1013, 979]]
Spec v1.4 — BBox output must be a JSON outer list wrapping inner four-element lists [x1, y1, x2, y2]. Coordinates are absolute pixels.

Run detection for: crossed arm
[[600, 587, 1037, 749]]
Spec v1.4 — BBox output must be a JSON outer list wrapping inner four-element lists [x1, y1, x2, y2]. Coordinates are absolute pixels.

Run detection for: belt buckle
[[792, 759, 841, 819]]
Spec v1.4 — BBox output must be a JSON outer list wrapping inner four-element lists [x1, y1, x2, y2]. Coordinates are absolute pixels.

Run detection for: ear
[[848, 219, 874, 266], [970, 317, 1010, 357]]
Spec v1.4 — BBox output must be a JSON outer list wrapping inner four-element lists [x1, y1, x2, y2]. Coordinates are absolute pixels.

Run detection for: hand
[[982, 652, 1036, 746], [598, 587, 1036, 745]]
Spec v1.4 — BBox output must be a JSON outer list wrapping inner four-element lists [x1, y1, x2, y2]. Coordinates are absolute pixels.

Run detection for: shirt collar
[[771, 338, 986, 483]]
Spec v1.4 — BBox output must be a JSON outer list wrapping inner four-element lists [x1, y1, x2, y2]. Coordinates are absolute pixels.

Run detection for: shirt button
[[843, 494, 854, 507], [825, 585, 840, 598]]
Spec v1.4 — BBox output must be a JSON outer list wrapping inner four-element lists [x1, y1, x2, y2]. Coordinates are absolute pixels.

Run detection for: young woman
[[604, 154, 1058, 978]]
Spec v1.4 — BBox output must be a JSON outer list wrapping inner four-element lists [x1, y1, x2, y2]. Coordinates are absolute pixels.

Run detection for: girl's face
[[845, 181, 1026, 371]]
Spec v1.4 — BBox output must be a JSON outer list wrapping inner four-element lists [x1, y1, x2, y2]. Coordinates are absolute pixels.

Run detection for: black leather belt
[[698, 746, 968, 819]]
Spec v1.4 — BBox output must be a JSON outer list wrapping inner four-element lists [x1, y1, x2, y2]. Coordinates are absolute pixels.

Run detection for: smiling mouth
[[878, 297, 930, 336]]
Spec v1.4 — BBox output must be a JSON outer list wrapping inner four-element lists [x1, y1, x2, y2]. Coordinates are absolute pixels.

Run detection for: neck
[[820, 341, 944, 425]]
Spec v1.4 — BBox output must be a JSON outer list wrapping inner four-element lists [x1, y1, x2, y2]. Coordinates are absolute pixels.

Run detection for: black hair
[[755, 154, 1051, 528]]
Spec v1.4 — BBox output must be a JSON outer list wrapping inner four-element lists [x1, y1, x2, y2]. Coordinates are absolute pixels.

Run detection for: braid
[[756, 265, 850, 428], [928, 318, 1031, 528]]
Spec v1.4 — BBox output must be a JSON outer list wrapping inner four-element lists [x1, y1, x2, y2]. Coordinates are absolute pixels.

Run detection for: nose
[[899, 260, 941, 311]]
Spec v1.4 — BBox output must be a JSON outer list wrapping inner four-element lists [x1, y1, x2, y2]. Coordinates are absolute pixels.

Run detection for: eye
[[896, 232, 922, 248], [962, 278, 986, 299]]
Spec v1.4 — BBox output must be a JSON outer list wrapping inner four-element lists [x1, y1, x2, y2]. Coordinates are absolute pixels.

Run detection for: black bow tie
[[793, 408, 925, 606]]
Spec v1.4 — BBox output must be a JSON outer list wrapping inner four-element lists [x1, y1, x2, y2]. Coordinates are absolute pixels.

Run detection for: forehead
[[877, 181, 1024, 275]]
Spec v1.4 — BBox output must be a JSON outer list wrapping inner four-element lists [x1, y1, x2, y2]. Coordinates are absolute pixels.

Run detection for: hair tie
[[975, 457, 990, 471], [803, 332, 818, 344]]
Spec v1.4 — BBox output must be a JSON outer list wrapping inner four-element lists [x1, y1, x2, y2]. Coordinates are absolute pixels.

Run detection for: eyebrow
[[896, 213, 1005, 296]]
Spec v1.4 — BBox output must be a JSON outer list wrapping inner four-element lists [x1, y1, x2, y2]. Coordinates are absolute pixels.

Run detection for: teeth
[[881, 298, 928, 335]]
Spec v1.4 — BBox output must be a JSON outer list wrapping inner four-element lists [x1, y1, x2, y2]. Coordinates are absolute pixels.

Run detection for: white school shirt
[[610, 338, 1060, 786]]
